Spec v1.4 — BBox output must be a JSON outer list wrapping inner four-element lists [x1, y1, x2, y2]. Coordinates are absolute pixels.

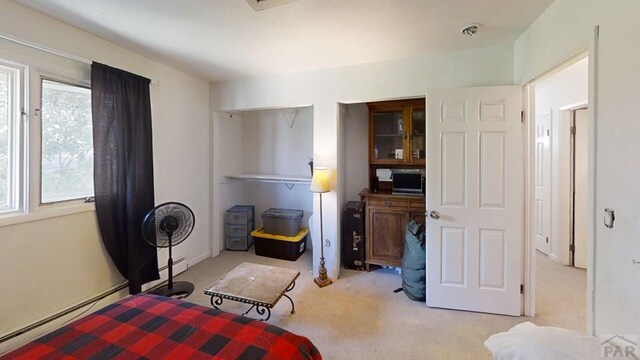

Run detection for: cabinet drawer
[[225, 223, 252, 237], [225, 211, 253, 224], [409, 199, 425, 211], [369, 198, 408, 209], [225, 236, 253, 251]]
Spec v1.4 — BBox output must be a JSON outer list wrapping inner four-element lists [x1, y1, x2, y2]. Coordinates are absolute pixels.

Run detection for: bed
[[485, 322, 601, 360], [2, 294, 321, 359]]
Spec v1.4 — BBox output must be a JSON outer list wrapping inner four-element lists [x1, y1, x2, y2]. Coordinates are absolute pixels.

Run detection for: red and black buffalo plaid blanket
[[2, 294, 321, 359]]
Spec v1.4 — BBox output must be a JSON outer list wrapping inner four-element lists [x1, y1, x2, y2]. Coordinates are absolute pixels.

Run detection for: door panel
[[427, 86, 523, 316], [479, 229, 506, 290], [369, 208, 407, 263], [442, 102, 467, 123], [479, 132, 506, 208], [441, 132, 466, 207], [535, 112, 552, 255], [440, 227, 466, 286], [479, 100, 506, 122]]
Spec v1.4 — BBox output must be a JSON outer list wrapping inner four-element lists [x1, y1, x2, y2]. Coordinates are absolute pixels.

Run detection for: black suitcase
[[342, 201, 366, 271]]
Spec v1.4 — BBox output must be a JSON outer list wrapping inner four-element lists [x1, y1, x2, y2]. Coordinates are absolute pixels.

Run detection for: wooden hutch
[[360, 99, 426, 270]]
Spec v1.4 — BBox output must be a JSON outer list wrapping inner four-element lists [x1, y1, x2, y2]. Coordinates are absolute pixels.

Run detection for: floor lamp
[[311, 167, 333, 288]]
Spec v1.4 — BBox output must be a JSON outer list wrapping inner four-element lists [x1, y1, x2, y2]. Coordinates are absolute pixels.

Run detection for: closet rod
[[0, 33, 92, 65]]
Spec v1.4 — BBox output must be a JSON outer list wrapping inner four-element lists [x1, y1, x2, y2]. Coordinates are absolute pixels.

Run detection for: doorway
[[528, 56, 589, 332]]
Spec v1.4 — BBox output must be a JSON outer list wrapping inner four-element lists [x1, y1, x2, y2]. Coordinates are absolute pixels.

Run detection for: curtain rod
[[0, 33, 92, 65], [0, 33, 160, 85]]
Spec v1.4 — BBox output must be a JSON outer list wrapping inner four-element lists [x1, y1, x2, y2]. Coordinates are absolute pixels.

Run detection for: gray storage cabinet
[[225, 205, 255, 251]]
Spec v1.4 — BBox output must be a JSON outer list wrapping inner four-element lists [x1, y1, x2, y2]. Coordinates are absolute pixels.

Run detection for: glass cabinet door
[[372, 110, 404, 161], [411, 108, 425, 161]]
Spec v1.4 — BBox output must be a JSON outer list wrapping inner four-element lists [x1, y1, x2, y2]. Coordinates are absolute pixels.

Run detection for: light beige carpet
[[175, 249, 586, 360]]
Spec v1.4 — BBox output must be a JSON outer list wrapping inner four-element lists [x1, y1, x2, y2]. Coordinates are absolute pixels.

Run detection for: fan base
[[149, 281, 195, 299]]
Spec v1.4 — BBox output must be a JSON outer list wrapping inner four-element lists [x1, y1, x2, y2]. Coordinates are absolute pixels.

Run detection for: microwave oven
[[392, 170, 424, 195]]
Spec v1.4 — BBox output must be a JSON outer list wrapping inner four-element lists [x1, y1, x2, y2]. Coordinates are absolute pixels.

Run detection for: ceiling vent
[[245, 0, 299, 11]]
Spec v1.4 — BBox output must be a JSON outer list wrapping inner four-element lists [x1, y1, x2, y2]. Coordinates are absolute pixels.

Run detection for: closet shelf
[[225, 174, 312, 185]]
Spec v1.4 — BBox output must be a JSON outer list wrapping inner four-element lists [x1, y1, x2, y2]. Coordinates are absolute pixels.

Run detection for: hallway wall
[[517, 0, 640, 336]]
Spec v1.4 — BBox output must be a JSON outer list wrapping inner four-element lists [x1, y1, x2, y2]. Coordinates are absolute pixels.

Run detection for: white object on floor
[[484, 322, 601, 360]]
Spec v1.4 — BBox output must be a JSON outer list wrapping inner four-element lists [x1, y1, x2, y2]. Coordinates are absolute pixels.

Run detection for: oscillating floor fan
[[142, 202, 195, 298]]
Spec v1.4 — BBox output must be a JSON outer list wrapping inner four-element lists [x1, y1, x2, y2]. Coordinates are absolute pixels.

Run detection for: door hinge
[[570, 126, 576, 135], [520, 284, 524, 294], [546, 236, 549, 243], [20, 107, 27, 124], [520, 111, 525, 123], [570, 244, 575, 252]]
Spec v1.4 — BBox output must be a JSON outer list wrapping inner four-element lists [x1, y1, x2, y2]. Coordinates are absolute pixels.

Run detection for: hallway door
[[572, 108, 588, 269], [535, 112, 551, 255]]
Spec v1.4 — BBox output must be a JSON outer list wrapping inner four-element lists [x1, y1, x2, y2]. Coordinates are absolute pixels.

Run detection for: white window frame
[[37, 76, 94, 205], [0, 50, 95, 227], [27, 70, 92, 212], [0, 59, 27, 216]]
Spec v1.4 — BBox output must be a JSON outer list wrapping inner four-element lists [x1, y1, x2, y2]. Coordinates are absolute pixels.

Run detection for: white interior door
[[573, 108, 588, 269], [426, 86, 523, 316], [535, 112, 552, 255]]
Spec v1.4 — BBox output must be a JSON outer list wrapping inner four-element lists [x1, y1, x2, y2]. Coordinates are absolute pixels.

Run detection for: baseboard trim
[[188, 252, 211, 267], [0, 281, 128, 344], [0, 257, 191, 345]]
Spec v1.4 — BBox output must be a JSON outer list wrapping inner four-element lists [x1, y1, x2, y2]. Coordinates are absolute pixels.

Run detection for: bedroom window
[[0, 62, 24, 214], [40, 79, 93, 204]]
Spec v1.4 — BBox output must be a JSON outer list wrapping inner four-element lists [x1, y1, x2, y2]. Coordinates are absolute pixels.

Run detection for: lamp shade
[[310, 167, 330, 193]]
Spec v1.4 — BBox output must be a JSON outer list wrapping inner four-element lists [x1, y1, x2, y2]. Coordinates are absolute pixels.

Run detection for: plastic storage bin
[[251, 227, 308, 261], [225, 205, 254, 251], [261, 208, 304, 236]]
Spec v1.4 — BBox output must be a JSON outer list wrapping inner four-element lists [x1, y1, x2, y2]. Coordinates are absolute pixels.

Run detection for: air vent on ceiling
[[245, 0, 299, 12]]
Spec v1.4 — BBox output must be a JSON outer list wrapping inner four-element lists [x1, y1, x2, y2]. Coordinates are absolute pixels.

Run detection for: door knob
[[429, 211, 440, 220]]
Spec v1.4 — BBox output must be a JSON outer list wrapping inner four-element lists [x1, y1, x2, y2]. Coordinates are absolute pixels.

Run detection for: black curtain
[[91, 62, 158, 294]]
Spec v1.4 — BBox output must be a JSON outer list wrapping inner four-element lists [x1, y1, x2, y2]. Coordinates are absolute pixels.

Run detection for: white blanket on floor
[[484, 322, 602, 360]]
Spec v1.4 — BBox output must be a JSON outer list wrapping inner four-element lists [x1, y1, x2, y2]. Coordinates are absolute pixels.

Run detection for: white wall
[[242, 108, 313, 178], [212, 112, 244, 256], [534, 57, 588, 265], [0, 0, 210, 343], [211, 44, 514, 278], [342, 103, 369, 202], [516, 0, 640, 336], [241, 107, 313, 232]]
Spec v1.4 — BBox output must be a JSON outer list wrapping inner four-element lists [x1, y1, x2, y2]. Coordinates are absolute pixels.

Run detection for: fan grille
[[142, 202, 195, 248]]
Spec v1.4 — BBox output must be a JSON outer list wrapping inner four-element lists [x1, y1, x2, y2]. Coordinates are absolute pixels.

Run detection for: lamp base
[[314, 276, 333, 288]]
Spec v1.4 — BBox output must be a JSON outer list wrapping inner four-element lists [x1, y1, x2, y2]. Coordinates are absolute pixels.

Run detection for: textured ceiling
[[15, 0, 554, 82]]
